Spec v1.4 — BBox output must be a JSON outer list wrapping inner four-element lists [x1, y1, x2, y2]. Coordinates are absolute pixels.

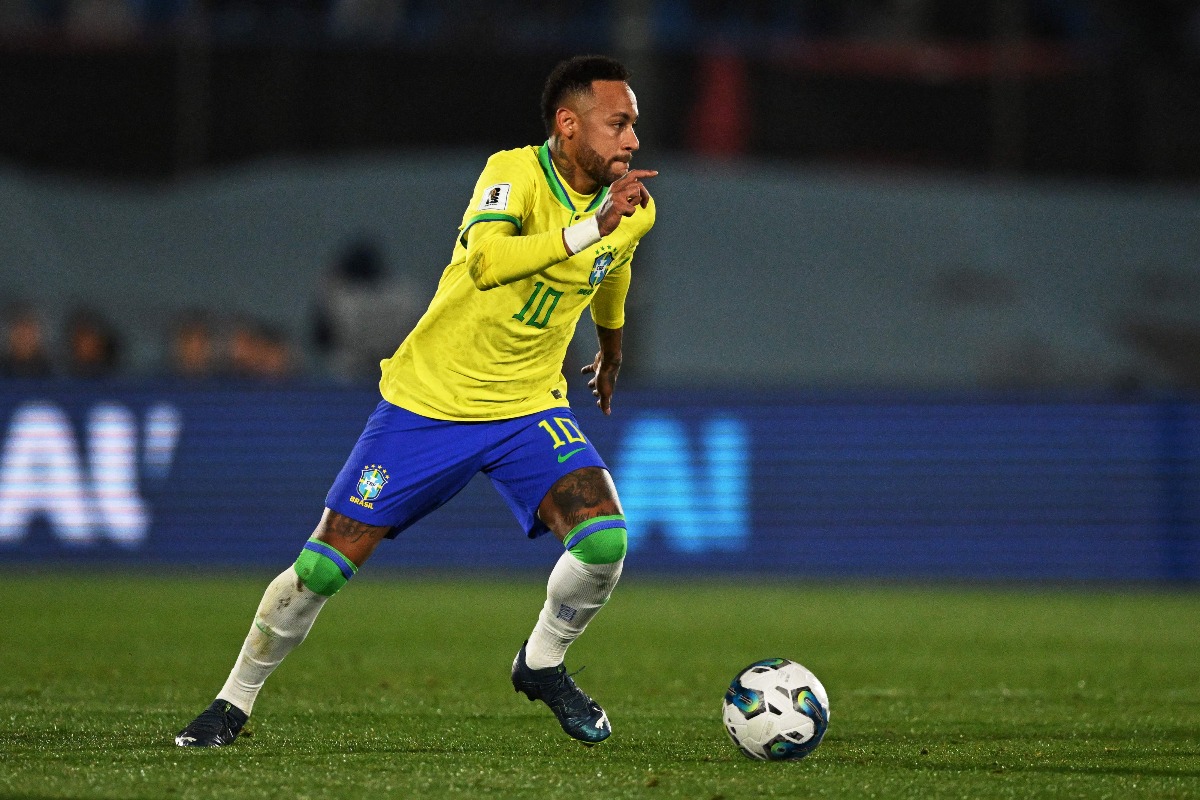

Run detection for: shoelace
[[545, 668, 593, 715]]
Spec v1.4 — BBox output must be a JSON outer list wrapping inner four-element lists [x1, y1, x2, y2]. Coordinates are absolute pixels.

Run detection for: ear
[[555, 106, 578, 139]]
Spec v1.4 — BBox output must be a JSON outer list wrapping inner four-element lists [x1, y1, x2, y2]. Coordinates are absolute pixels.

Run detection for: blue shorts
[[325, 400, 608, 539]]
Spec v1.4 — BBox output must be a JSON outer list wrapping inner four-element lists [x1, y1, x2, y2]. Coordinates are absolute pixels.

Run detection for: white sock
[[525, 552, 623, 670], [216, 566, 328, 715]]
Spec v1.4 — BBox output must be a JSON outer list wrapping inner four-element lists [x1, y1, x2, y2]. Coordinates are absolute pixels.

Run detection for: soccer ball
[[722, 658, 830, 761]]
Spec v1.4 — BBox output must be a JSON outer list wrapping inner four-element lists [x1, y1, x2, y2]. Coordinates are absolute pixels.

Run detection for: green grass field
[[1, 572, 1198, 800]]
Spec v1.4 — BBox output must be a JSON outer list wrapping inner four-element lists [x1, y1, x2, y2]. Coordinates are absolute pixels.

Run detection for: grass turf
[[1, 572, 1198, 799]]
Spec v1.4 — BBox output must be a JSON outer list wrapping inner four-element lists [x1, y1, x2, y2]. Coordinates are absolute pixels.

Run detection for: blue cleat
[[174, 699, 249, 747], [511, 641, 611, 744]]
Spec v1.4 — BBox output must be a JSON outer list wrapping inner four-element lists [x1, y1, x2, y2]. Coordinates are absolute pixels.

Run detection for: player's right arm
[[458, 151, 566, 291], [465, 222, 570, 291], [462, 156, 656, 291], [593, 169, 657, 237]]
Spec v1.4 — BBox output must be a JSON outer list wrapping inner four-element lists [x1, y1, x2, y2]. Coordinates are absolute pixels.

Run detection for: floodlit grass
[[1, 571, 1198, 799]]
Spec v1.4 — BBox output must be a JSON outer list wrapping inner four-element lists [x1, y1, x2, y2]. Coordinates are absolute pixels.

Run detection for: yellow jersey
[[378, 143, 656, 420]]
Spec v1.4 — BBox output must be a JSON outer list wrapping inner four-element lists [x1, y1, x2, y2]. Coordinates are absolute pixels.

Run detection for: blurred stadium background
[[0, 0, 1197, 581]]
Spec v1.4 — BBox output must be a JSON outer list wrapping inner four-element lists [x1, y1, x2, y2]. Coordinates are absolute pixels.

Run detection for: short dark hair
[[541, 55, 631, 137]]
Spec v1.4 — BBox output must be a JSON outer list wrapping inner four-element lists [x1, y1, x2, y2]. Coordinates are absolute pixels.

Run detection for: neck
[[548, 138, 600, 196]]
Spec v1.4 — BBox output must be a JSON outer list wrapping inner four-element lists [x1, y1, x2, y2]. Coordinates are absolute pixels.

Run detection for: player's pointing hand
[[596, 169, 657, 237]]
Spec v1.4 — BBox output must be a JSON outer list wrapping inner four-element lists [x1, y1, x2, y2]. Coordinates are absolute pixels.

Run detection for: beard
[[578, 141, 629, 187]]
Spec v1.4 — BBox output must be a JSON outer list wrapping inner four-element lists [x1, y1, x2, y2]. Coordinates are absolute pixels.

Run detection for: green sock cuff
[[293, 538, 357, 596], [567, 524, 627, 565]]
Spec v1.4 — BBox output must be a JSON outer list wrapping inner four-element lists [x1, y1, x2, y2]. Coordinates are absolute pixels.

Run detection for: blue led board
[[0, 382, 1196, 580]]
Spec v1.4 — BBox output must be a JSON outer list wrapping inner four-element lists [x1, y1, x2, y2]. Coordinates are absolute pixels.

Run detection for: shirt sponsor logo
[[478, 183, 512, 211]]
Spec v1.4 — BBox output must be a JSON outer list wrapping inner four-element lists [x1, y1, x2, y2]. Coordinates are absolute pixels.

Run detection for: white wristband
[[562, 216, 601, 256]]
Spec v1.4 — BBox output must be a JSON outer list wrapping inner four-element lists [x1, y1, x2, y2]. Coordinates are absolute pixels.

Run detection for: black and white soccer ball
[[722, 658, 830, 761]]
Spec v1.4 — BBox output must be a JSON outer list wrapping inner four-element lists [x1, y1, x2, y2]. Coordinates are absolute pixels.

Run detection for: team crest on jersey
[[478, 183, 511, 211], [590, 248, 616, 287], [355, 465, 390, 506]]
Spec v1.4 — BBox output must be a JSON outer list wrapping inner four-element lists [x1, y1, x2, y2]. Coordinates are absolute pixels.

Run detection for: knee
[[293, 538, 358, 596], [565, 515, 627, 565]]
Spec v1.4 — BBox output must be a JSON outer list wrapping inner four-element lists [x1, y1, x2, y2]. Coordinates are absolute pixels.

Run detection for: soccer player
[[175, 55, 656, 748]]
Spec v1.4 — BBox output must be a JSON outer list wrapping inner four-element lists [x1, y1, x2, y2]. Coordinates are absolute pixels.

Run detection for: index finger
[[619, 169, 658, 185]]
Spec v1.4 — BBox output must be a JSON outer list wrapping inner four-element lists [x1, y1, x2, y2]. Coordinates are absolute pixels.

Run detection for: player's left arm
[[582, 324, 623, 416], [584, 251, 634, 416]]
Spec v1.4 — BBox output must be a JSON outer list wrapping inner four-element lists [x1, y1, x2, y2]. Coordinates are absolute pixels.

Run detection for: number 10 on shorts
[[539, 417, 587, 449]]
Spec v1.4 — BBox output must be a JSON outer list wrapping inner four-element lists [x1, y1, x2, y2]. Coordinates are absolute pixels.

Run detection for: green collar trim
[[586, 184, 610, 213], [537, 142, 609, 213]]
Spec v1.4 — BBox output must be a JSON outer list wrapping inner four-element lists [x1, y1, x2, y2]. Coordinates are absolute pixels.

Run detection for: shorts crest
[[356, 465, 390, 502]]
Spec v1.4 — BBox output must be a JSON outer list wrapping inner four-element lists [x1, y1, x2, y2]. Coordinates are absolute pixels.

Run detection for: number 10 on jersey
[[513, 281, 563, 328]]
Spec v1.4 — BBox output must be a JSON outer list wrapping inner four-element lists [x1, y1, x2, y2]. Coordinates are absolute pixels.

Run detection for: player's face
[[574, 80, 640, 187]]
